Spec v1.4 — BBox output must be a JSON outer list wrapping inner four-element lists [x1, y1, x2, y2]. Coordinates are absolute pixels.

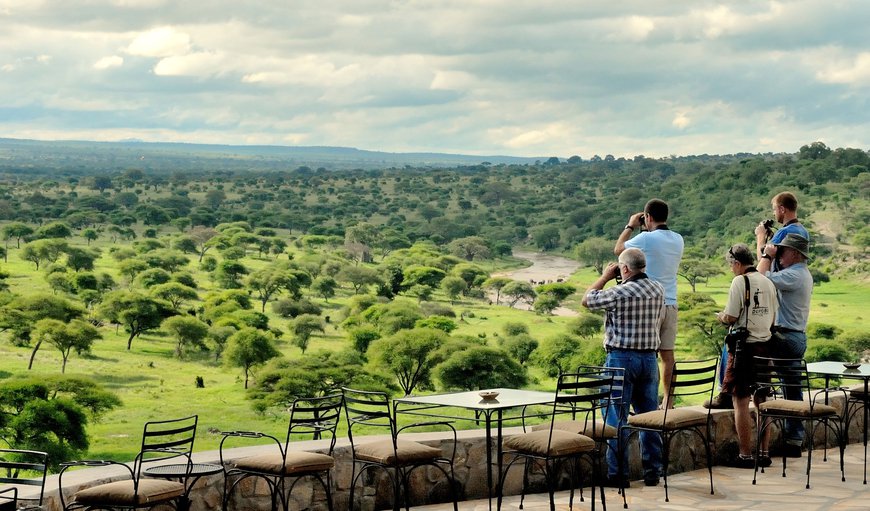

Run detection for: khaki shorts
[[658, 305, 678, 351]]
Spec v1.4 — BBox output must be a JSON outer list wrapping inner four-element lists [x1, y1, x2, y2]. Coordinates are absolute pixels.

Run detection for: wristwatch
[[624, 225, 634, 232], [761, 254, 772, 260]]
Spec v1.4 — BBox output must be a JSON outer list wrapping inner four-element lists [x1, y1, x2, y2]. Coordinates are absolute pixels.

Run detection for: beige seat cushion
[[532, 420, 617, 439], [504, 430, 595, 457], [848, 384, 870, 399], [233, 451, 335, 475], [354, 439, 441, 465], [758, 400, 837, 417], [628, 408, 708, 430], [74, 479, 184, 506]]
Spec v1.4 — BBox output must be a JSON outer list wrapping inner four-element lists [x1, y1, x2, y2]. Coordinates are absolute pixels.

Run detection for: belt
[[605, 347, 657, 353], [773, 326, 805, 334]]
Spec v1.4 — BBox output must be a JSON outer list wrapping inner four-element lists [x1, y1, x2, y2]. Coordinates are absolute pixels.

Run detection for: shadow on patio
[[413, 445, 869, 510]]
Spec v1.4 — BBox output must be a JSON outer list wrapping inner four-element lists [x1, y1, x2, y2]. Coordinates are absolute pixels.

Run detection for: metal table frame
[[393, 388, 554, 510], [807, 361, 870, 484], [143, 462, 223, 511]]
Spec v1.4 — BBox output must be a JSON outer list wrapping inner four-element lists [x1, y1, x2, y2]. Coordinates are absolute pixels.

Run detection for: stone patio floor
[[413, 445, 870, 510]]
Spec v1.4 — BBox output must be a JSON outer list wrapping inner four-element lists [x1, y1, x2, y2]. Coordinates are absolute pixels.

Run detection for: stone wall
[[29, 394, 861, 511]]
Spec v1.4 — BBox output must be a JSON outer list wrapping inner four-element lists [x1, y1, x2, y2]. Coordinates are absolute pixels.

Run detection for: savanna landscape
[[0, 138, 867, 468]]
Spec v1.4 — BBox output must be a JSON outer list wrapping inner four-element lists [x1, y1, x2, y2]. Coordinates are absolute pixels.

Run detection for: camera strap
[[729, 275, 751, 335], [738, 275, 750, 332]]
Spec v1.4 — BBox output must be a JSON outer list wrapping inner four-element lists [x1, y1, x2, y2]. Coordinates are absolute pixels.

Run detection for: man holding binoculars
[[614, 198, 684, 409]]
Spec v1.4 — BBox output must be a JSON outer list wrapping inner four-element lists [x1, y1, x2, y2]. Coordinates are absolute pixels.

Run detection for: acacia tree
[[224, 328, 280, 389], [31, 318, 102, 373], [501, 281, 537, 308], [0, 294, 85, 368], [2, 222, 34, 249], [482, 276, 512, 304], [576, 237, 612, 274], [336, 265, 382, 294], [678, 257, 723, 292], [249, 350, 396, 411], [291, 314, 325, 354], [678, 292, 729, 355], [20, 239, 69, 270], [310, 276, 338, 302], [150, 282, 199, 310], [189, 226, 221, 262], [161, 316, 210, 358], [436, 346, 528, 390], [247, 265, 298, 312], [447, 236, 491, 261], [0, 376, 120, 469], [440, 276, 467, 304], [367, 327, 447, 396], [98, 290, 174, 349]]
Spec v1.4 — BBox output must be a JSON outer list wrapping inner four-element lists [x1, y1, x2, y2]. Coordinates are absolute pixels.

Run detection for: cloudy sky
[[1, 1, 869, 158]]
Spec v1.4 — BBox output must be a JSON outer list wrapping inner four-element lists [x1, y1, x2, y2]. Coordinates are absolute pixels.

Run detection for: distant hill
[[0, 137, 543, 173]]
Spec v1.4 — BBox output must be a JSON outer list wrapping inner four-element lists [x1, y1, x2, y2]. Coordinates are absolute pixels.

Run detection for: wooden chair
[[342, 387, 458, 511], [0, 448, 48, 511], [501, 369, 613, 511], [220, 394, 343, 511], [619, 357, 717, 507], [59, 415, 198, 511], [752, 357, 846, 488]]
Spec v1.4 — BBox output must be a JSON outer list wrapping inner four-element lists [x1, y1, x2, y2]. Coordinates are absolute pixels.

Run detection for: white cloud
[[241, 56, 361, 87], [609, 15, 656, 42], [0, 1, 868, 157], [672, 112, 691, 130], [815, 51, 870, 85], [430, 70, 476, 90], [126, 26, 190, 57], [94, 55, 124, 69], [153, 51, 223, 76]]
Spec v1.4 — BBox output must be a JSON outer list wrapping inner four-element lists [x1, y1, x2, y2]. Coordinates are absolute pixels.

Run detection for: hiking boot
[[732, 455, 756, 469], [602, 474, 631, 488], [757, 454, 772, 468], [644, 475, 660, 486], [703, 392, 733, 409], [777, 444, 803, 458]]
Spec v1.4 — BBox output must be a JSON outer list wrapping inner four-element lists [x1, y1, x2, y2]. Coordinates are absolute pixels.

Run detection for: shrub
[[272, 298, 322, 319], [805, 340, 851, 363], [502, 321, 529, 337], [807, 323, 843, 340]]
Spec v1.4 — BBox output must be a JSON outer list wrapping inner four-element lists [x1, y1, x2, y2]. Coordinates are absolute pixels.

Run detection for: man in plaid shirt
[[582, 247, 665, 487]]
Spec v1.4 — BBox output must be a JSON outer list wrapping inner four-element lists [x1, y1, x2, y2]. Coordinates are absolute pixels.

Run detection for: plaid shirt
[[584, 273, 664, 351]]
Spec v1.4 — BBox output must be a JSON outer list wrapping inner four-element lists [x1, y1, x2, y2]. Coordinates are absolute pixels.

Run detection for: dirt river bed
[[491, 250, 582, 317]]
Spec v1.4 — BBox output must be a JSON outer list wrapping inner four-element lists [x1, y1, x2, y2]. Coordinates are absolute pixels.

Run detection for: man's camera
[[762, 219, 775, 238], [638, 213, 645, 227]]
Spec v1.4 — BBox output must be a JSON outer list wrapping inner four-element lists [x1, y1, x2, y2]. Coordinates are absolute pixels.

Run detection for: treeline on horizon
[[0, 140, 866, 272]]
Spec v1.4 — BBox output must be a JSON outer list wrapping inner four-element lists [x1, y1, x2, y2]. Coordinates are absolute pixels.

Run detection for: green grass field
[[0, 236, 867, 461]]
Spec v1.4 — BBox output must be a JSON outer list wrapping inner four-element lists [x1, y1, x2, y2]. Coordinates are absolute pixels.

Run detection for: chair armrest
[[219, 431, 282, 466], [0, 486, 17, 503], [58, 460, 134, 510], [519, 404, 566, 432], [397, 420, 457, 436], [811, 386, 849, 410], [397, 421, 458, 461]]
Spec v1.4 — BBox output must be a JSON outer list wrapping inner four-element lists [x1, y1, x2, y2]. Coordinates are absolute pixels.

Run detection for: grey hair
[[618, 248, 646, 272]]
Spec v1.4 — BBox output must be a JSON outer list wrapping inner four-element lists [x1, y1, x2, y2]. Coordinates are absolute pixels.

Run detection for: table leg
[[485, 412, 493, 511], [864, 379, 868, 484]]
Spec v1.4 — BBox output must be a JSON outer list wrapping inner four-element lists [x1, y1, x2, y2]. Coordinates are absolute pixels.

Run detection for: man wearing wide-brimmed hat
[[758, 232, 813, 457]]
